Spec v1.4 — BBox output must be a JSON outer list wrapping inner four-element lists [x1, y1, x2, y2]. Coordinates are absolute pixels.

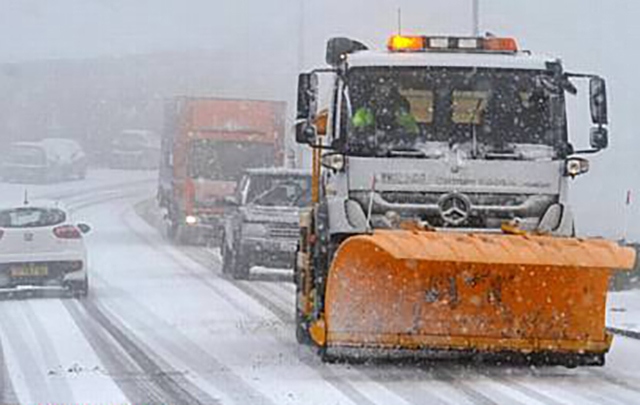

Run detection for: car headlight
[[242, 223, 269, 237], [185, 215, 198, 225], [565, 157, 590, 178]]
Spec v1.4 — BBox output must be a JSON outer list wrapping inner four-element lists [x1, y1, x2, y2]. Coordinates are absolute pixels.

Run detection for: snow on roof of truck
[[347, 50, 557, 71]]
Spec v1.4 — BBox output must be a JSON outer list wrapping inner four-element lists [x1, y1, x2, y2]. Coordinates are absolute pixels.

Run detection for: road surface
[[1, 171, 640, 405]]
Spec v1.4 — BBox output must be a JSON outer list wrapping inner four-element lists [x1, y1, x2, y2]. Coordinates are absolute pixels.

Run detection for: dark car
[[221, 168, 311, 280]]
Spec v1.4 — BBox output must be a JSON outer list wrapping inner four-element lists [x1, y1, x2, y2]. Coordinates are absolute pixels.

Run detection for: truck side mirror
[[590, 76, 608, 125], [296, 72, 319, 144], [297, 73, 318, 121], [590, 126, 609, 150]]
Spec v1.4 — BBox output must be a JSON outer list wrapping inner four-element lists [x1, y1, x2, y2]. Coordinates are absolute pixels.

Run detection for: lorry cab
[[296, 35, 608, 237]]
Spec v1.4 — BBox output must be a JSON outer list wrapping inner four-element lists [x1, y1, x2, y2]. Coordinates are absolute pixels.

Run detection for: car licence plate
[[11, 264, 49, 277]]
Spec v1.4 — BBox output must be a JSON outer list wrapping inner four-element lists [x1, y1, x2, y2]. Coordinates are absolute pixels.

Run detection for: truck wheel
[[176, 226, 193, 245], [167, 221, 179, 241], [221, 236, 234, 275], [231, 253, 250, 280], [294, 247, 311, 345], [295, 307, 312, 345]]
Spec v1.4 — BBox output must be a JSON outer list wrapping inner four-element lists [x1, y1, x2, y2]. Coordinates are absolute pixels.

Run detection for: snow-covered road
[[1, 171, 640, 405]]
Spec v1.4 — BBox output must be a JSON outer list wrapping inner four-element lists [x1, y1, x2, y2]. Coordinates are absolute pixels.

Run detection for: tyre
[[295, 307, 312, 345], [166, 220, 179, 241], [167, 219, 190, 245], [221, 235, 234, 275], [69, 278, 89, 298], [231, 252, 250, 280], [294, 247, 312, 345]]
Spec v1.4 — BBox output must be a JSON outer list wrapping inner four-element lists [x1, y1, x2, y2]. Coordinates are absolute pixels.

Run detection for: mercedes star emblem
[[438, 193, 471, 226]]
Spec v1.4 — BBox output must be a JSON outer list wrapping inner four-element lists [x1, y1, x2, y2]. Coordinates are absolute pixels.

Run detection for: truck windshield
[[188, 140, 275, 181], [344, 67, 567, 158]]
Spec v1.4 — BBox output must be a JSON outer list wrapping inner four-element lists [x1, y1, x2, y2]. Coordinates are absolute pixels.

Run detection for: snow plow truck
[[293, 34, 636, 367]]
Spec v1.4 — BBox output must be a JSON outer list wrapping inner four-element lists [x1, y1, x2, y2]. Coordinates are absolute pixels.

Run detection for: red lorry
[[158, 97, 286, 244]]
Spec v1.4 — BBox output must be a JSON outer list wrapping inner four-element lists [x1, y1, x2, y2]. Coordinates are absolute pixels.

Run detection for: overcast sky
[[2, 0, 640, 239]]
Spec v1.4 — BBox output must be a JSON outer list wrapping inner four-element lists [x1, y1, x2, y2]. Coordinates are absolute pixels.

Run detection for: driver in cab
[[352, 83, 419, 146]]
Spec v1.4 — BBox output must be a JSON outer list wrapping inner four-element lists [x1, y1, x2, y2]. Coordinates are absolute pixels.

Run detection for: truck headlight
[[321, 153, 346, 172], [242, 223, 269, 237], [565, 157, 590, 178], [185, 215, 198, 225]]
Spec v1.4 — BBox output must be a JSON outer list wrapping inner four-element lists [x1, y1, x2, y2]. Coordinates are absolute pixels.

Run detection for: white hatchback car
[[0, 201, 90, 297]]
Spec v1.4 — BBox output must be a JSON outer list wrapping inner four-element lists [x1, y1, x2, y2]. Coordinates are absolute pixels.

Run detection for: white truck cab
[[296, 35, 608, 238]]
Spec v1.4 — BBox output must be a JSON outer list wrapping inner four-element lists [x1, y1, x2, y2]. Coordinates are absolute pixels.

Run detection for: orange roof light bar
[[483, 37, 518, 52], [387, 35, 519, 53], [387, 35, 426, 52]]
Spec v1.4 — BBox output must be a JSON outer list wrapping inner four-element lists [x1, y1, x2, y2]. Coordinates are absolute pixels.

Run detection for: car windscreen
[[246, 175, 311, 207], [0, 207, 67, 228], [188, 140, 275, 181], [5, 146, 46, 165]]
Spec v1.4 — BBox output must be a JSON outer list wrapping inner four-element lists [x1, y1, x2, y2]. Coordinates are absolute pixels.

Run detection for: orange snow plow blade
[[320, 231, 635, 358]]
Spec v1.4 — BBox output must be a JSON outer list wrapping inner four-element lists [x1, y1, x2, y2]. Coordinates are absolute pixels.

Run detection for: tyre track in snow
[[134, 195, 640, 405], [21, 303, 76, 401], [132, 200, 381, 405], [0, 305, 55, 402], [65, 299, 218, 405], [7, 181, 215, 404], [5, 182, 191, 404], [587, 368, 640, 395], [195, 247, 523, 405], [0, 178, 154, 405], [125, 200, 379, 405], [0, 177, 206, 404], [115, 202, 283, 405], [189, 235, 621, 405], [190, 247, 293, 323], [0, 313, 19, 405], [181, 248, 380, 405], [137, 198, 567, 405], [61, 184, 223, 404]]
